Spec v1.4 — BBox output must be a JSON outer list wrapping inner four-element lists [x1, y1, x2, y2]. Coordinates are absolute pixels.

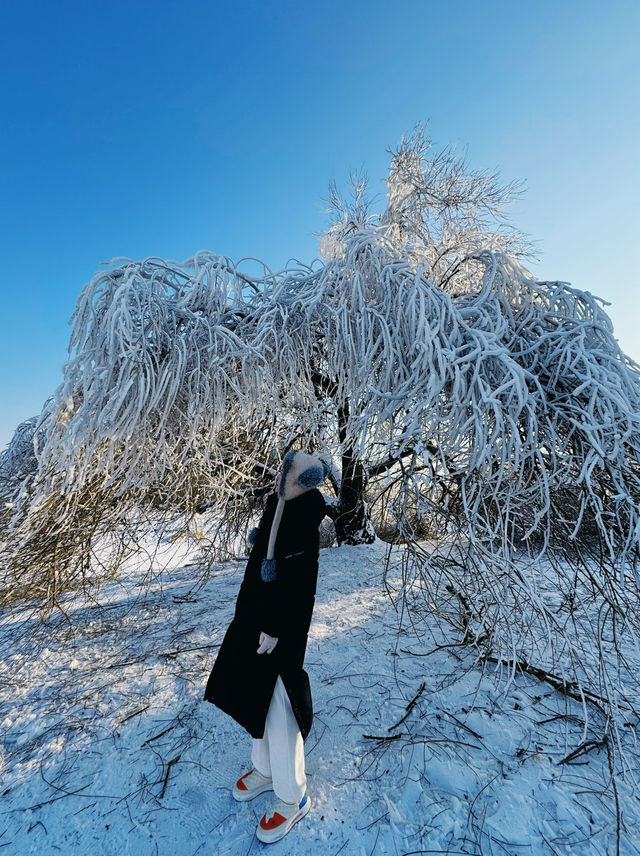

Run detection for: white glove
[[257, 631, 278, 654]]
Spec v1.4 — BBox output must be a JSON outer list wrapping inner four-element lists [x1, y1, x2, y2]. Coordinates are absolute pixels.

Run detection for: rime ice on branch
[[2, 128, 640, 760]]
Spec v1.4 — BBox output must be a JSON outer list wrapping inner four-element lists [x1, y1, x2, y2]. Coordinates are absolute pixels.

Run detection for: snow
[[1, 537, 639, 855]]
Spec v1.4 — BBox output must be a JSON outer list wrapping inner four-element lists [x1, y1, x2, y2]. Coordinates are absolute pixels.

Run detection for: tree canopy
[[2, 127, 640, 776]]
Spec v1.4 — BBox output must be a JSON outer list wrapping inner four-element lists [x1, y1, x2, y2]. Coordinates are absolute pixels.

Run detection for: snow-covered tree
[[2, 125, 640, 778]]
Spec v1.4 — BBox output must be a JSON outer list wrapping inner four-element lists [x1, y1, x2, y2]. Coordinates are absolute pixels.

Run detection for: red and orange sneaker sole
[[256, 793, 311, 843], [232, 768, 274, 802]]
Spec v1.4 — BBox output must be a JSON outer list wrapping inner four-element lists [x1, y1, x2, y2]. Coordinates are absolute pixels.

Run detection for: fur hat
[[261, 450, 330, 582]]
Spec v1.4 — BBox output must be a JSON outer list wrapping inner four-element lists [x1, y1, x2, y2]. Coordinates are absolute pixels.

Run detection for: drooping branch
[[1, 128, 640, 793]]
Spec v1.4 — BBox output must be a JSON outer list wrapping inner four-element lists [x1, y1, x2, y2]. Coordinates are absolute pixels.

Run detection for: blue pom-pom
[[261, 557, 277, 582], [247, 527, 259, 546]]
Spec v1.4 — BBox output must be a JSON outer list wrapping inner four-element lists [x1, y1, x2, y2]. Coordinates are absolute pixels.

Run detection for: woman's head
[[261, 449, 330, 581], [274, 450, 330, 500]]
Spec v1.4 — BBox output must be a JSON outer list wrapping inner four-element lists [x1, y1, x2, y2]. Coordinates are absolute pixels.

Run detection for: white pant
[[251, 675, 307, 804]]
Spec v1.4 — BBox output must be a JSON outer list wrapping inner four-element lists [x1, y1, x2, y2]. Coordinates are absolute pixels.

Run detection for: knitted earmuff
[[261, 450, 330, 582]]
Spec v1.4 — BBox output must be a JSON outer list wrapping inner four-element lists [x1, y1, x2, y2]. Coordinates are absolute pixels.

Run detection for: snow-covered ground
[[1, 535, 639, 855]]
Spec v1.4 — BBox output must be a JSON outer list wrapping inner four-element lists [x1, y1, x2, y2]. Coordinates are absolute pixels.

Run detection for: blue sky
[[1, 0, 638, 448]]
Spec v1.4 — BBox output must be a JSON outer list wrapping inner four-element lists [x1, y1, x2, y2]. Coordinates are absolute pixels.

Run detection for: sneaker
[[256, 793, 311, 844], [232, 768, 273, 802]]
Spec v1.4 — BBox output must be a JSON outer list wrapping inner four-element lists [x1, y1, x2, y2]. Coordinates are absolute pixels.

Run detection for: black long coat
[[203, 488, 327, 740]]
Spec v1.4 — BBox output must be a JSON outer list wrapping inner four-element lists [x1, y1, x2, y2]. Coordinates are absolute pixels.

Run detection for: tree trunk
[[333, 400, 375, 546]]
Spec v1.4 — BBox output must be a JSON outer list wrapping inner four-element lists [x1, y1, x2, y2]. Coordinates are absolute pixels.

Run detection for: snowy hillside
[[1, 536, 638, 855]]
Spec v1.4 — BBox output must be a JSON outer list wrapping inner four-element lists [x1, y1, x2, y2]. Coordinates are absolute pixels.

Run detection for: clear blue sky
[[1, 0, 638, 448]]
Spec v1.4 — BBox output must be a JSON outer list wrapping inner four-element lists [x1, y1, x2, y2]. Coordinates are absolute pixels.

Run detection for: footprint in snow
[[169, 785, 233, 837]]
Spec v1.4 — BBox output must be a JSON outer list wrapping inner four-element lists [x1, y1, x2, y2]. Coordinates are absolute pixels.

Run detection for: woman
[[203, 450, 329, 844]]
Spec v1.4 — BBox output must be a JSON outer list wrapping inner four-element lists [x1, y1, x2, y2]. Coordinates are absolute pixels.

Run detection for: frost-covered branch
[[1, 126, 640, 789]]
